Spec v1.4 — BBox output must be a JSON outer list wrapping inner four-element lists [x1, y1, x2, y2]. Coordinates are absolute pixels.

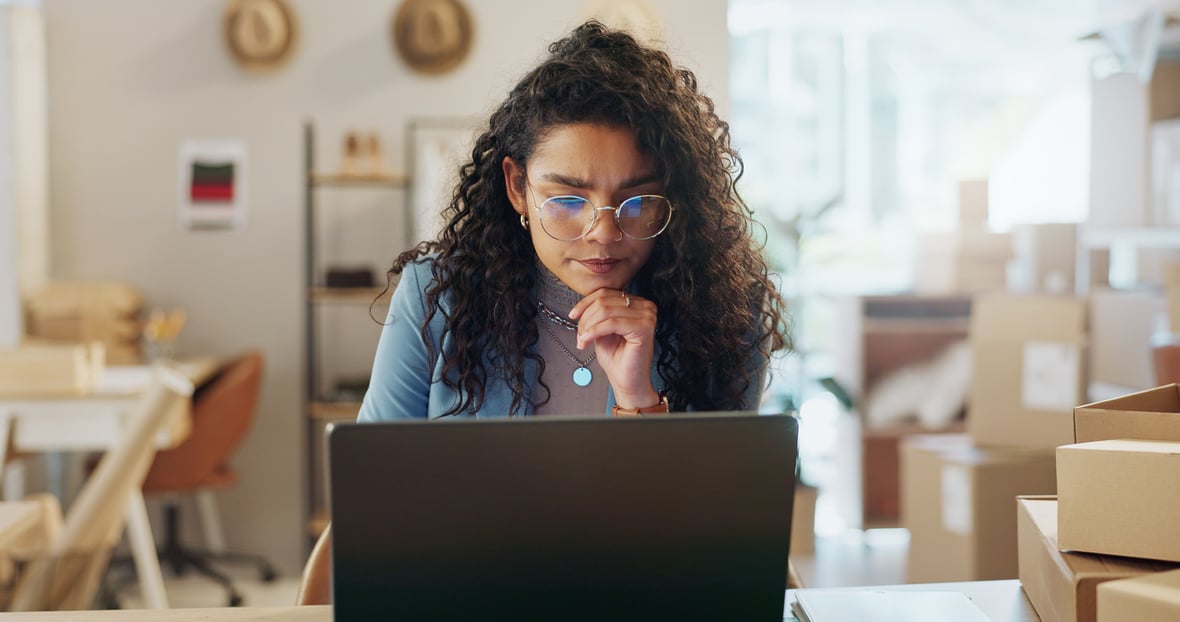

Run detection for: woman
[[358, 21, 790, 421]]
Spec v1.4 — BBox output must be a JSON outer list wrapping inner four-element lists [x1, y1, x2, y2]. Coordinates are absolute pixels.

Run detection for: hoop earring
[[520, 214, 529, 229]]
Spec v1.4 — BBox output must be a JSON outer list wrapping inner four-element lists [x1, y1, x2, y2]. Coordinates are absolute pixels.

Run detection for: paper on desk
[[93, 365, 154, 395], [792, 590, 990, 622]]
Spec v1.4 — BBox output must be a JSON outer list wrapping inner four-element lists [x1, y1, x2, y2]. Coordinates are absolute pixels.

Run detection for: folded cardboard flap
[[1074, 384, 1180, 443], [1057, 440, 1180, 563], [1097, 567, 1180, 621]]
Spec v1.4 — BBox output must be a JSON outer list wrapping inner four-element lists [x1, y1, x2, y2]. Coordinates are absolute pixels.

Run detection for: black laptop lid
[[328, 413, 798, 622]]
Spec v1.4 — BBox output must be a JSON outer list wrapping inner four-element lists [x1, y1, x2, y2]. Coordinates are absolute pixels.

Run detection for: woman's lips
[[577, 258, 620, 274]]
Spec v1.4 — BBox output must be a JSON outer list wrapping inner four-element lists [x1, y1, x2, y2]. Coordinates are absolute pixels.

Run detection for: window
[[730, 0, 1096, 298]]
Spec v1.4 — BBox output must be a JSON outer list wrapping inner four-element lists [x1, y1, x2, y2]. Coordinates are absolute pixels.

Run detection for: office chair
[[296, 524, 332, 605], [105, 351, 277, 607]]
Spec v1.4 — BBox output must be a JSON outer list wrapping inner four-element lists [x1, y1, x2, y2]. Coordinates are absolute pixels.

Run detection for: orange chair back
[[141, 352, 264, 494]]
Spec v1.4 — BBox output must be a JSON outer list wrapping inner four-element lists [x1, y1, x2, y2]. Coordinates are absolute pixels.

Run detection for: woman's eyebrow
[[537, 171, 661, 190], [539, 172, 590, 189]]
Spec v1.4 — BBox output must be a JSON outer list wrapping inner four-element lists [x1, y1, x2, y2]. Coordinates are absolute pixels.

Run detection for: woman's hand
[[569, 289, 661, 409]]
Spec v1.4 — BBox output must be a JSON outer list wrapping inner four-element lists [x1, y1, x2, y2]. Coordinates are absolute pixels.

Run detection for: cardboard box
[[1017, 496, 1176, 622], [968, 294, 1088, 448], [1088, 288, 1167, 391], [1151, 60, 1180, 123], [1165, 261, 1180, 333], [1057, 439, 1180, 562], [791, 483, 817, 555], [1090, 248, 1111, 288], [1098, 568, 1180, 621], [1156, 342, 1180, 386], [902, 434, 1056, 583], [914, 232, 1012, 295], [1120, 248, 1180, 289], [1074, 384, 1180, 443], [862, 422, 966, 523], [959, 179, 989, 230], [1008, 223, 1079, 295], [0, 343, 104, 396]]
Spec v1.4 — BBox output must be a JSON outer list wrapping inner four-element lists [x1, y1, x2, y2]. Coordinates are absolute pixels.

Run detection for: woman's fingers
[[569, 290, 655, 350]]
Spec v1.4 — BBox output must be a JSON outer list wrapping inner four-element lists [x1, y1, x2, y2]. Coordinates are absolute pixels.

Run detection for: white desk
[[0, 360, 218, 610]]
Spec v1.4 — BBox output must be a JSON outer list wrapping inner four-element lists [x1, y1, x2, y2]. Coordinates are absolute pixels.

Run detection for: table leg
[[2, 460, 23, 502], [126, 490, 169, 608]]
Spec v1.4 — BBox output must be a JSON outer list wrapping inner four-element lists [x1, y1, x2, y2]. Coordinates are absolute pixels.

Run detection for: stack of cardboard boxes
[[902, 293, 1086, 583], [1016, 385, 1180, 621], [23, 282, 144, 364], [913, 180, 1013, 295]]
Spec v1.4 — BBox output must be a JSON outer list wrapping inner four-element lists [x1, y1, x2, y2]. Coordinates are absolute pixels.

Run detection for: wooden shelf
[[309, 401, 362, 421], [310, 172, 408, 188], [861, 318, 971, 334], [308, 287, 390, 304]]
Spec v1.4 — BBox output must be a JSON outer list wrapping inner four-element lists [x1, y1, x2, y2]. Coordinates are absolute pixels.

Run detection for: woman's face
[[503, 123, 662, 296]]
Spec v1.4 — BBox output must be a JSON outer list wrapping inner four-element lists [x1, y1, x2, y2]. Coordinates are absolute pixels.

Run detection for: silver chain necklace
[[539, 316, 596, 387], [536, 301, 578, 331]]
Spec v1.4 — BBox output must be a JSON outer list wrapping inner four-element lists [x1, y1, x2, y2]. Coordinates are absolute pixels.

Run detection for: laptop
[[328, 413, 799, 621]]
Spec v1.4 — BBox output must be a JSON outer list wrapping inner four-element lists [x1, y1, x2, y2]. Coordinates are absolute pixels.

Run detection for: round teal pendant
[[572, 366, 593, 387]]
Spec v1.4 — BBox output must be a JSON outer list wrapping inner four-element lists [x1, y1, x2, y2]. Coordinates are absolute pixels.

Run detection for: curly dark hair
[[388, 20, 790, 416]]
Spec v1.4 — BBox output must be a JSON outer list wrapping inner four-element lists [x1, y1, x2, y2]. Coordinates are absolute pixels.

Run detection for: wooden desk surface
[[0, 580, 1038, 620]]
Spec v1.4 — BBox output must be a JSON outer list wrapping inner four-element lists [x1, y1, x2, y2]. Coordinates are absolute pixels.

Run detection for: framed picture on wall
[[177, 139, 248, 231], [405, 118, 481, 246]]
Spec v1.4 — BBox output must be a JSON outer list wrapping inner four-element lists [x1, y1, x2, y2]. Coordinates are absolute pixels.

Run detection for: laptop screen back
[[328, 413, 798, 621]]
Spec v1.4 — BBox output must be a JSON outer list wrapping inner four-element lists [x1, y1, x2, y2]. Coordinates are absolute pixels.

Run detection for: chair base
[[102, 504, 278, 608]]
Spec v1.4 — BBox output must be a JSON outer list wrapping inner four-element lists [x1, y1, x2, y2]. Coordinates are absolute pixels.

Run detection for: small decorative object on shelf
[[366, 132, 391, 178], [222, 0, 298, 74], [330, 377, 370, 403], [325, 266, 376, 289], [392, 0, 474, 75], [338, 131, 365, 178], [337, 131, 394, 180]]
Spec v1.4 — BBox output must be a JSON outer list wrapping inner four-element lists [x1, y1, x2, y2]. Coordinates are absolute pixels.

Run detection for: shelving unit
[[302, 121, 407, 544]]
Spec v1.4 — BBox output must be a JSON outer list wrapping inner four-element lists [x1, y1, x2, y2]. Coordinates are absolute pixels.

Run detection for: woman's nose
[[583, 206, 623, 243]]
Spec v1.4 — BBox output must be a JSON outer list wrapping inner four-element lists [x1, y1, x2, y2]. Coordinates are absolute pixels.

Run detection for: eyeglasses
[[530, 192, 674, 241]]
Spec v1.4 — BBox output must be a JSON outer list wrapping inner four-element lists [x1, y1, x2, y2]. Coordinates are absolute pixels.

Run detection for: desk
[[0, 606, 331, 620], [0, 580, 1038, 620], [0, 360, 219, 610]]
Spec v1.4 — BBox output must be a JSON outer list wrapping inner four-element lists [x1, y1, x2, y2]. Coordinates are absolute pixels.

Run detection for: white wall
[[42, 0, 728, 574]]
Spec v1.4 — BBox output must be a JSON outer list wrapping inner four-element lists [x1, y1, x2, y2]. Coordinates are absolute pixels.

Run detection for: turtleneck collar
[[535, 261, 583, 315]]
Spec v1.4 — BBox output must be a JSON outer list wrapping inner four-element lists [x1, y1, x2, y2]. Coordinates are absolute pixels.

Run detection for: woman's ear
[[502, 156, 527, 217]]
